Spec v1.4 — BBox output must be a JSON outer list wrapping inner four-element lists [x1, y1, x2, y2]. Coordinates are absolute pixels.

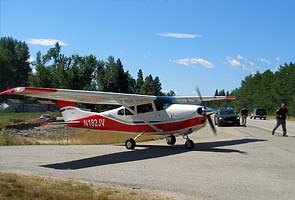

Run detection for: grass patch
[[0, 112, 60, 127], [1, 129, 165, 145], [67, 130, 165, 145], [0, 112, 165, 145], [0, 172, 168, 200]]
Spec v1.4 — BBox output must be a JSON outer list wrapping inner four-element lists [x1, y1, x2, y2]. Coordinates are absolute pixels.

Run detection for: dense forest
[[0, 37, 294, 115], [214, 63, 295, 116]]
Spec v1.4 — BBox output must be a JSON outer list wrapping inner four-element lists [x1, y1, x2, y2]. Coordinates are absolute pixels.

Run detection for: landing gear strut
[[166, 135, 176, 145], [125, 132, 145, 150]]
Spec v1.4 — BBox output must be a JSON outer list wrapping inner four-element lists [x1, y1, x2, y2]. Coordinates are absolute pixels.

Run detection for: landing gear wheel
[[166, 135, 176, 145], [125, 138, 136, 149], [185, 139, 195, 150]]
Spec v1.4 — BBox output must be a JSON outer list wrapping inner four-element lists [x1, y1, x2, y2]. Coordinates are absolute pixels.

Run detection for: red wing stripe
[[226, 96, 236, 100], [0, 88, 17, 95], [20, 87, 58, 94], [0, 87, 58, 95]]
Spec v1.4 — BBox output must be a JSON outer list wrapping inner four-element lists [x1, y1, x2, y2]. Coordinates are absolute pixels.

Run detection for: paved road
[[0, 119, 295, 200]]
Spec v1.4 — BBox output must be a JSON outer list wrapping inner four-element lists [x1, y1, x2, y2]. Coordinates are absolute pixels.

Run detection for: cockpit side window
[[125, 106, 135, 115], [137, 103, 153, 114], [117, 108, 124, 115], [117, 106, 135, 116], [154, 97, 177, 111]]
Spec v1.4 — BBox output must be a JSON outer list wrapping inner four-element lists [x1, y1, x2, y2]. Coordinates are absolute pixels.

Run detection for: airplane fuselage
[[64, 103, 207, 135]]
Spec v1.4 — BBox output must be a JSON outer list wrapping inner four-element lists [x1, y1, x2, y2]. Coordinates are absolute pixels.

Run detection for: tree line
[[214, 63, 295, 116], [1, 37, 294, 115], [0, 37, 175, 96]]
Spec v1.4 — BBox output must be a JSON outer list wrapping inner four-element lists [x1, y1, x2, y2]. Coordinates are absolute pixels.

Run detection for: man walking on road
[[240, 106, 249, 127], [272, 103, 288, 136]]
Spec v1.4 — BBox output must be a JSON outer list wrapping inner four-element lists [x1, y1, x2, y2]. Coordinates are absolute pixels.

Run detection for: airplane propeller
[[196, 86, 217, 135]]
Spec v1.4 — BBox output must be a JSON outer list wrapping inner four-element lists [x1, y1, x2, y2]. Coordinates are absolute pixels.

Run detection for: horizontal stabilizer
[[48, 121, 81, 125]]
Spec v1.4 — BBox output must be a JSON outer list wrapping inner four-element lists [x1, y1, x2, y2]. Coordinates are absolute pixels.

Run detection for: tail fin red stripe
[[57, 100, 76, 109]]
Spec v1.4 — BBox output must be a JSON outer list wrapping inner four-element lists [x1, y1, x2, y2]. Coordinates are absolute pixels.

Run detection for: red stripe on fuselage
[[68, 114, 207, 133], [57, 100, 76, 109], [21, 87, 58, 94]]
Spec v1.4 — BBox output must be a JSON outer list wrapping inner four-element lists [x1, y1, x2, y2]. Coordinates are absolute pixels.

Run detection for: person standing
[[240, 106, 249, 127], [272, 103, 288, 136]]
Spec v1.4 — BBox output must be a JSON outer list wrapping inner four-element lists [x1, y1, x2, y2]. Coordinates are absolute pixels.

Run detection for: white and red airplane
[[0, 87, 235, 150]]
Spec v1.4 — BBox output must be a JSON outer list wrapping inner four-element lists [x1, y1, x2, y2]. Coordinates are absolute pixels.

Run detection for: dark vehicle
[[214, 108, 240, 126], [39, 114, 56, 121], [250, 108, 267, 120]]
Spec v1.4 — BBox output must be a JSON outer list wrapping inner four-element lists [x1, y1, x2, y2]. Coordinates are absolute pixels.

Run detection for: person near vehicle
[[272, 103, 288, 136], [240, 106, 249, 127]]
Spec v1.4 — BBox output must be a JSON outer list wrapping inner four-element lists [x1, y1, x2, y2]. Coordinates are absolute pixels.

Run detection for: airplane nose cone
[[197, 106, 215, 116]]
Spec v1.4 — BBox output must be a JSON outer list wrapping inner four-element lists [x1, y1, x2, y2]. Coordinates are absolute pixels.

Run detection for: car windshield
[[257, 109, 266, 112], [220, 110, 236, 115]]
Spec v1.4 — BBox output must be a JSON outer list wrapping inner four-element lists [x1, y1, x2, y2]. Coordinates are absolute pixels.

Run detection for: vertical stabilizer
[[57, 100, 90, 122]]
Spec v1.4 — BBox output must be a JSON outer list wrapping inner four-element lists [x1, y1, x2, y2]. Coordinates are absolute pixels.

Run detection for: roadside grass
[[0, 172, 168, 200], [1, 129, 165, 145], [0, 111, 60, 127], [0, 112, 165, 145]]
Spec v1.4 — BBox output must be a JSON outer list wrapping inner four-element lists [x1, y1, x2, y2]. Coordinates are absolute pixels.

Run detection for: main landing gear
[[166, 135, 176, 145], [125, 132, 195, 150], [125, 132, 145, 150], [125, 138, 136, 149]]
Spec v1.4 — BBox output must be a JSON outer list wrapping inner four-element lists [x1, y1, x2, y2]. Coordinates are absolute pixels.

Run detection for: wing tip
[[0, 88, 17, 95], [226, 96, 236, 100], [0, 87, 58, 96]]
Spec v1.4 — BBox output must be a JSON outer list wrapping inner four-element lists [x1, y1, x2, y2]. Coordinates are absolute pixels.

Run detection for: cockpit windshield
[[154, 96, 178, 111]]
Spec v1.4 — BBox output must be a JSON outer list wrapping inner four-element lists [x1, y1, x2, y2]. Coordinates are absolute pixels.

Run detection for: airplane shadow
[[40, 138, 266, 170]]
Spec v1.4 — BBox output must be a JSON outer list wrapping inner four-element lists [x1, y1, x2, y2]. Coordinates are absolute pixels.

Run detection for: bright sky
[[1, 0, 294, 95]]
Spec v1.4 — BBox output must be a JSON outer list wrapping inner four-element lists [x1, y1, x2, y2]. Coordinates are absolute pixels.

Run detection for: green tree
[[152, 76, 162, 96], [0, 37, 31, 90], [136, 69, 144, 94]]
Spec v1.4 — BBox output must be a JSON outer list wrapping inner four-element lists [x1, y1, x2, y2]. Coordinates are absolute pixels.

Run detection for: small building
[[0, 98, 58, 112]]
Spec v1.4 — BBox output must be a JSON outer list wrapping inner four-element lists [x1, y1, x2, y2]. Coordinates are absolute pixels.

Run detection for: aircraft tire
[[125, 138, 136, 149], [166, 135, 176, 145], [185, 139, 194, 150]]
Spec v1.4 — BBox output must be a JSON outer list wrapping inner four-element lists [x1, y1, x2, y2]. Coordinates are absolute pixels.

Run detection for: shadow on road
[[41, 138, 266, 170]]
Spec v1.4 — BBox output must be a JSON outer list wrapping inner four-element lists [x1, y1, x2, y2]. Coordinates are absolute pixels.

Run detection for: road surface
[[0, 119, 294, 200]]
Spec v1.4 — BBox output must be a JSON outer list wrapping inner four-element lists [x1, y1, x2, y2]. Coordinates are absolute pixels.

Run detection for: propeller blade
[[196, 86, 217, 135], [196, 86, 203, 104], [207, 115, 217, 135]]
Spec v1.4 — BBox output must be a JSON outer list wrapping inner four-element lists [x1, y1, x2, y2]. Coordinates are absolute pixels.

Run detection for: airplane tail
[[57, 100, 90, 122]]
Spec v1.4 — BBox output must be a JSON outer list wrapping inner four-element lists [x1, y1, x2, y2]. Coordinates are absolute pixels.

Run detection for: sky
[[1, 0, 295, 96]]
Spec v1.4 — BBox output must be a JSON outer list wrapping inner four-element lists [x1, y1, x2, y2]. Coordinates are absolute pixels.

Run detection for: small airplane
[[0, 87, 235, 150]]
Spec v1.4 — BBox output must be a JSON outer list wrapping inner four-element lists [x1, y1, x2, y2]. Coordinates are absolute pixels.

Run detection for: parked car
[[250, 108, 267, 120], [214, 108, 240, 126], [39, 114, 56, 121]]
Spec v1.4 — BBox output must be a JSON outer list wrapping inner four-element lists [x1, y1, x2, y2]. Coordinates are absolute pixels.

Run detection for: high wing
[[0, 87, 156, 106], [0, 87, 235, 106], [175, 96, 235, 104]]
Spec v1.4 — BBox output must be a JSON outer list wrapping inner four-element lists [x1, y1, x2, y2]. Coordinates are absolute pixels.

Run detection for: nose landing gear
[[183, 133, 195, 150]]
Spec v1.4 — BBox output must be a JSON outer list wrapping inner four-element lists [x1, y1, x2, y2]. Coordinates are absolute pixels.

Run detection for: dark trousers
[[241, 115, 247, 126], [272, 119, 287, 135]]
